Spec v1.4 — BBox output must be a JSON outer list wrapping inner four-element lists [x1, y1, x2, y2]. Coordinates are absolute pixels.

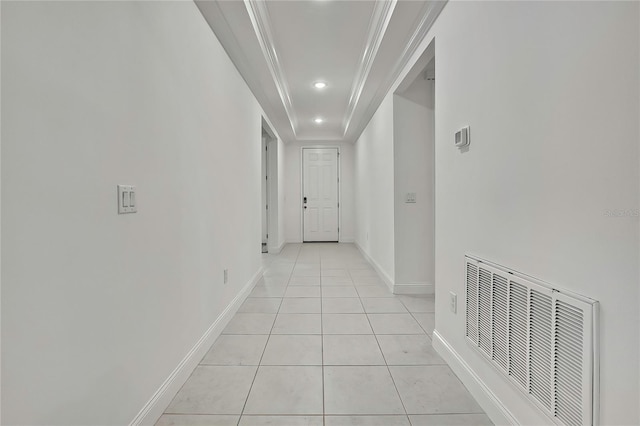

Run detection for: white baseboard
[[129, 267, 264, 426], [354, 241, 394, 293], [393, 282, 434, 295], [286, 239, 355, 244], [268, 240, 285, 254], [353, 242, 434, 295], [432, 330, 518, 426]]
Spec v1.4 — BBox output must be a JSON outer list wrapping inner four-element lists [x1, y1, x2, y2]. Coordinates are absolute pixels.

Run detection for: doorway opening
[[261, 118, 277, 254], [391, 39, 435, 294], [261, 132, 269, 253], [302, 147, 339, 242]]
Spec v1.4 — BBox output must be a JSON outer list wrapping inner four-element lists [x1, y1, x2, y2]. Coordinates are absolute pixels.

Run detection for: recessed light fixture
[[313, 81, 327, 89], [314, 117, 324, 124]]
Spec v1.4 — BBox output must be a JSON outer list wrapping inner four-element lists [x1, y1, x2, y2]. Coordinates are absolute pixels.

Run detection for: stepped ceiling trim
[[342, 0, 397, 137], [245, 0, 299, 137], [347, 0, 446, 143]]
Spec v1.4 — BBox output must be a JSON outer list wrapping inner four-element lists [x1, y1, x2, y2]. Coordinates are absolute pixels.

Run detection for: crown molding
[[346, 0, 447, 143], [194, 2, 266, 104], [244, 0, 298, 137], [196, 1, 291, 141], [388, 0, 445, 93], [342, 0, 397, 137]]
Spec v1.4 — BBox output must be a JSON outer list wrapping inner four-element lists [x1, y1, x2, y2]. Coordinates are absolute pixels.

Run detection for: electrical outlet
[[449, 291, 457, 313], [224, 269, 228, 284]]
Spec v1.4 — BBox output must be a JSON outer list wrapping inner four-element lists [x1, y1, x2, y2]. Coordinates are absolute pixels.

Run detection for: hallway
[[3, 1, 638, 424], [157, 243, 491, 426]]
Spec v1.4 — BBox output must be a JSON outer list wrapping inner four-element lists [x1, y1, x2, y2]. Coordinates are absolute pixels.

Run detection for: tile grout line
[[162, 265, 291, 418], [363, 305, 412, 423], [165, 252, 286, 420], [357, 257, 413, 424], [354, 257, 450, 422], [407, 309, 435, 337], [236, 244, 301, 425], [319, 251, 326, 426], [162, 246, 464, 425]]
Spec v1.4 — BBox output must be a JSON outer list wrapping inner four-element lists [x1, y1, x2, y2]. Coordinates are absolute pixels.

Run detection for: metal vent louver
[[492, 275, 509, 372], [509, 281, 528, 388], [529, 290, 553, 411], [464, 256, 599, 426], [465, 263, 478, 343], [478, 268, 492, 355]]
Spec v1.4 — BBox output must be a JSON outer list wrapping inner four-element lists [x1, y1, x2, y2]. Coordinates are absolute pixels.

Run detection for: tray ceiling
[[196, 0, 445, 143]]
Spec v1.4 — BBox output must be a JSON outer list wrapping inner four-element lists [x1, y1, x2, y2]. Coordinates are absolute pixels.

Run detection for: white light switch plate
[[405, 192, 417, 203], [118, 185, 137, 214]]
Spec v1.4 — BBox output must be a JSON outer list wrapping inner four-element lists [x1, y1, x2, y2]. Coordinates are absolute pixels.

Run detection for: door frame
[[300, 146, 341, 242], [261, 135, 269, 252], [261, 117, 278, 253]]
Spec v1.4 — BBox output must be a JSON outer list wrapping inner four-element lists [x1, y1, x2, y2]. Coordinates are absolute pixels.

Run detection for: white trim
[[394, 40, 435, 96], [346, 1, 446, 142], [129, 267, 264, 426], [387, 1, 445, 96], [195, 1, 273, 130], [393, 282, 434, 295], [432, 330, 519, 426], [353, 242, 432, 295], [244, 0, 298, 137], [263, 120, 279, 256], [354, 241, 394, 293], [268, 240, 285, 254], [262, 136, 270, 248], [338, 238, 355, 244], [343, 0, 397, 136]]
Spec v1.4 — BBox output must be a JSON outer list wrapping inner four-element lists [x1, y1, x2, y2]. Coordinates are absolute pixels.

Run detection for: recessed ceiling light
[[314, 117, 324, 124], [313, 81, 327, 89]]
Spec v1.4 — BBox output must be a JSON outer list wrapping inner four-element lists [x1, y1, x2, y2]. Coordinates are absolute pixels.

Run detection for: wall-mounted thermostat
[[455, 126, 470, 148]]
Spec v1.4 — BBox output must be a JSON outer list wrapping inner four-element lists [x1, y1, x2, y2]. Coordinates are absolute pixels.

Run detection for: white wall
[[354, 71, 436, 293], [386, 1, 638, 424], [2, 2, 270, 424], [355, 1, 639, 424], [284, 141, 355, 243], [277, 138, 286, 249], [354, 96, 395, 282], [0, 2, 3, 421], [393, 76, 435, 290], [265, 132, 285, 254]]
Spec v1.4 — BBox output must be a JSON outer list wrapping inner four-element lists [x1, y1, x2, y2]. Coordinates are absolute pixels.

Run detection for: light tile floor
[[157, 243, 493, 426]]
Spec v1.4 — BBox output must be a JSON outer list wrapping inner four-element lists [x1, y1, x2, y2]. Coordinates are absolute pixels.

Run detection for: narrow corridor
[[157, 243, 491, 426]]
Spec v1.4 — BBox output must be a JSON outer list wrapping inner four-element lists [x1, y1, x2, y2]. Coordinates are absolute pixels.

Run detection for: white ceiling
[[195, 0, 445, 143]]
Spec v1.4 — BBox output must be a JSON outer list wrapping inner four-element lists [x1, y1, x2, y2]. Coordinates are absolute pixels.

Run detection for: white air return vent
[[465, 255, 599, 426]]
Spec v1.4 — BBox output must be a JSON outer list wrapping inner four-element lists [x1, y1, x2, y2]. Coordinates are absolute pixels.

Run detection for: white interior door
[[303, 148, 339, 242]]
